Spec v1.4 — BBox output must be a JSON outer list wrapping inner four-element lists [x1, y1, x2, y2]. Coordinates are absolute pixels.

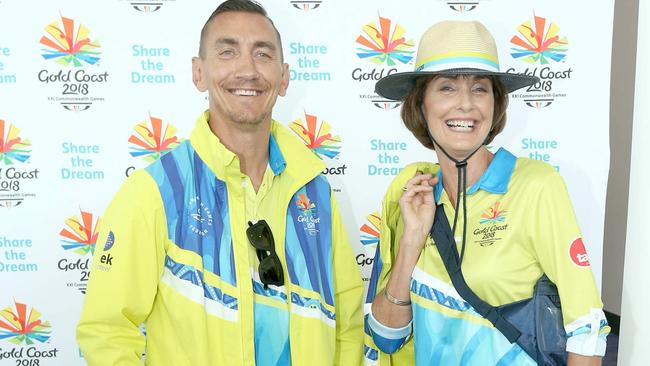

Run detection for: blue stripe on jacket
[[146, 141, 237, 286]]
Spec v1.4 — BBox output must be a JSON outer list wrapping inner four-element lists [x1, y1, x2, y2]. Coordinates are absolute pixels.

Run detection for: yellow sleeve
[[76, 169, 167, 365], [531, 170, 604, 325], [364, 162, 438, 366], [331, 193, 365, 366], [530, 169, 609, 355]]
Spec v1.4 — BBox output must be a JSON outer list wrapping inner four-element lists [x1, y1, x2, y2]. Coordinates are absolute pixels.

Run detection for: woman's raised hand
[[398, 171, 439, 252]]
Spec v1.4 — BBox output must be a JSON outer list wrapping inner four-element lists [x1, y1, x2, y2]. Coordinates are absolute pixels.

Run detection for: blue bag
[[430, 205, 568, 365]]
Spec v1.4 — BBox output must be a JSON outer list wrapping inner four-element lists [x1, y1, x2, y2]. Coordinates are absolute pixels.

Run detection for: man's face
[[192, 11, 289, 128]]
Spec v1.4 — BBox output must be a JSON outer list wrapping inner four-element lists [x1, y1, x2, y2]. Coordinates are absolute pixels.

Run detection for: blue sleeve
[[365, 310, 412, 354]]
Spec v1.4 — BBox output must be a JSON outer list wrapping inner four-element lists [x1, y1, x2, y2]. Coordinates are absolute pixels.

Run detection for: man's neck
[[208, 115, 272, 192]]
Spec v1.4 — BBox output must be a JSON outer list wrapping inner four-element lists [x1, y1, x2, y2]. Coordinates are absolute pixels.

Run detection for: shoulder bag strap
[[430, 205, 522, 343]]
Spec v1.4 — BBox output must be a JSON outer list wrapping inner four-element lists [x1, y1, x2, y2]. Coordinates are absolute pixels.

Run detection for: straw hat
[[375, 20, 539, 100]]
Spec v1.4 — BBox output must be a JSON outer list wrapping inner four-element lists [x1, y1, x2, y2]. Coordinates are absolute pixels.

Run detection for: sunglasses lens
[[247, 222, 273, 251], [259, 255, 283, 286]]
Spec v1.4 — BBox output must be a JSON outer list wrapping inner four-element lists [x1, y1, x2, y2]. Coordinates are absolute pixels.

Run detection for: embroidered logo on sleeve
[[97, 230, 116, 272]]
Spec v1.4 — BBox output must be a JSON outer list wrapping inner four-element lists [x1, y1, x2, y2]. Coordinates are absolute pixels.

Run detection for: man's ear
[[278, 62, 290, 97], [192, 57, 207, 92]]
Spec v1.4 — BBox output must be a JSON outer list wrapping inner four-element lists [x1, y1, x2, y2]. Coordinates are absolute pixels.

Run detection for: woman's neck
[[436, 146, 494, 204]]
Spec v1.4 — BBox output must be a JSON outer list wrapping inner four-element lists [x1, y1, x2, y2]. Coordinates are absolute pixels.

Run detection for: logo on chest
[[296, 193, 320, 236], [187, 195, 213, 237], [473, 202, 509, 247]]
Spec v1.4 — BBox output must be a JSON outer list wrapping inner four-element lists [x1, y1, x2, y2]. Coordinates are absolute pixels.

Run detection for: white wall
[[618, 0, 650, 363]]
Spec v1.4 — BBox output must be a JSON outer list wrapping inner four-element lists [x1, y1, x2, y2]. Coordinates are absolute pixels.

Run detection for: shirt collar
[[434, 147, 516, 202], [191, 111, 237, 171]]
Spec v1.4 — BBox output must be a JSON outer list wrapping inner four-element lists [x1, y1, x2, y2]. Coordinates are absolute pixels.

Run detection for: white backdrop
[[0, 0, 614, 365]]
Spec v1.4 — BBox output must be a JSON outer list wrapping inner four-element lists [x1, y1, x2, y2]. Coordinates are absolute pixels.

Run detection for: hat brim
[[375, 68, 540, 101]]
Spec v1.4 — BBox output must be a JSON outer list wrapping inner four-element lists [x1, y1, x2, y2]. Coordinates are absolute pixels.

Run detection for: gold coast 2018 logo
[[507, 14, 571, 109], [289, 0, 324, 11], [122, 0, 176, 14], [0, 119, 38, 208], [473, 202, 508, 247], [440, 0, 484, 13], [356, 211, 380, 279], [353, 15, 415, 110], [125, 114, 183, 177], [57, 209, 101, 294], [289, 112, 346, 193], [0, 301, 60, 364], [38, 15, 109, 112], [289, 112, 345, 175], [296, 193, 320, 236]]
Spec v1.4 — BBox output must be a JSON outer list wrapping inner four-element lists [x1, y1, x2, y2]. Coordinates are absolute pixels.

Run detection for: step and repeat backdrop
[[0, 0, 614, 364]]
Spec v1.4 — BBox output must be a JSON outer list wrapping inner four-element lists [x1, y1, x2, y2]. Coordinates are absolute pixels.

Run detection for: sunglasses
[[246, 220, 284, 288]]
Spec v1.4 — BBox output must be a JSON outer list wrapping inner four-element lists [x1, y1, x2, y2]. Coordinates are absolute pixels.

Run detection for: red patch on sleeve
[[569, 238, 590, 267]]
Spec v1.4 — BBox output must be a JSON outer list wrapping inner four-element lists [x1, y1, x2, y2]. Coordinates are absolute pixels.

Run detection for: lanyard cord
[[419, 107, 483, 263]]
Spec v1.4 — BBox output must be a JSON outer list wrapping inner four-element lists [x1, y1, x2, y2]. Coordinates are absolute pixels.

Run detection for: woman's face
[[422, 75, 494, 159]]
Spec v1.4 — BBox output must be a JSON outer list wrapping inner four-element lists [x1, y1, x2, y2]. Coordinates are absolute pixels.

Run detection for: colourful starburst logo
[[0, 119, 31, 165], [0, 301, 51, 345], [356, 16, 415, 66], [59, 209, 100, 256], [289, 113, 341, 159], [510, 15, 568, 64], [480, 202, 507, 224], [296, 193, 316, 215], [39, 15, 101, 67], [128, 116, 182, 162], [360, 211, 380, 246]]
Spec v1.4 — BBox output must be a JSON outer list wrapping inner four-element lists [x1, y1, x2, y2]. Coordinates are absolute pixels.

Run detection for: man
[[76, 1, 364, 365]]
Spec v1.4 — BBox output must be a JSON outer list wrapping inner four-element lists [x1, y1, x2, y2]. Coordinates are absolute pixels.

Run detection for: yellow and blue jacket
[[77, 111, 364, 366]]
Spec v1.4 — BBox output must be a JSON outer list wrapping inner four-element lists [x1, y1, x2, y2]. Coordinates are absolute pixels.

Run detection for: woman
[[364, 21, 609, 366]]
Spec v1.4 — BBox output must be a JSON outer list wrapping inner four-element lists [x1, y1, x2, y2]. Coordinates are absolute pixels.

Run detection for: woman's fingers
[[403, 173, 433, 191], [429, 175, 439, 186], [402, 184, 433, 197], [400, 185, 434, 211]]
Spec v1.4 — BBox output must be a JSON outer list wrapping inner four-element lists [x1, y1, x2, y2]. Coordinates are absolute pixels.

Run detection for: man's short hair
[[198, 0, 284, 61]]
